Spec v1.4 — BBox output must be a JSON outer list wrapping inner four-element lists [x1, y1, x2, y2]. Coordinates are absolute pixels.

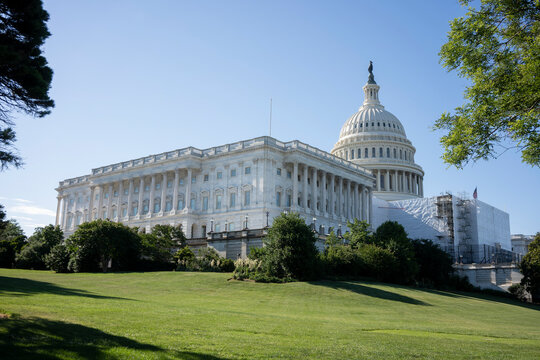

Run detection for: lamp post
[[312, 217, 317, 233], [210, 219, 214, 232], [225, 220, 228, 232], [266, 211, 269, 227], [244, 215, 249, 230]]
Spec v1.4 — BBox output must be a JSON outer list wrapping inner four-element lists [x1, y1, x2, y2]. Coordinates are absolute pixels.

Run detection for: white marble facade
[[56, 137, 375, 238]]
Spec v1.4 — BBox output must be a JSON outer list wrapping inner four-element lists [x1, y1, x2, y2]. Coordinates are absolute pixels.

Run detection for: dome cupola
[[331, 62, 425, 201]]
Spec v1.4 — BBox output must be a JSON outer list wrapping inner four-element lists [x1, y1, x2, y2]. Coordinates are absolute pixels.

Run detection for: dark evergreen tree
[[0, 0, 54, 170]]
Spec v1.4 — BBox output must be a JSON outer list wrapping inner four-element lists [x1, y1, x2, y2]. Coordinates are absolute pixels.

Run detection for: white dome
[[331, 65, 424, 201], [338, 105, 407, 141]]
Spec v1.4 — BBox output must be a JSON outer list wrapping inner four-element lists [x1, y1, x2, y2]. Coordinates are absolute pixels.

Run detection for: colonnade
[[289, 162, 372, 224], [371, 169, 423, 196]]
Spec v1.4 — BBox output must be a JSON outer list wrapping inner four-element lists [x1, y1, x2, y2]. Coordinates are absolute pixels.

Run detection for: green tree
[[0, 219, 26, 268], [44, 243, 70, 273], [140, 224, 186, 265], [373, 221, 418, 284], [519, 233, 540, 302], [66, 220, 141, 272], [259, 212, 319, 281], [324, 230, 341, 249], [15, 224, 62, 269], [436, 0, 540, 167], [412, 239, 454, 287], [343, 219, 372, 249], [0, 0, 54, 170]]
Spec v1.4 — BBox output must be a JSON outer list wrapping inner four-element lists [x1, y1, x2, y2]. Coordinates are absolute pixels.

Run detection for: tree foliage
[[259, 212, 320, 281], [140, 224, 185, 265], [519, 233, 540, 302], [66, 220, 141, 272], [0, 219, 26, 268], [343, 219, 372, 248], [436, 0, 540, 167], [412, 239, 454, 287], [0, 0, 54, 170], [15, 224, 62, 269]]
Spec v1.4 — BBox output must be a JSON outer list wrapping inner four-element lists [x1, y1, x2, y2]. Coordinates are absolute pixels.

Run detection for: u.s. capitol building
[[55, 66, 511, 262]]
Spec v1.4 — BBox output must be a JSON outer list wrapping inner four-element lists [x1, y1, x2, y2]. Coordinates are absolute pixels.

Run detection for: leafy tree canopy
[[343, 219, 372, 249], [0, 0, 54, 170], [436, 0, 540, 167], [0, 219, 26, 268], [519, 233, 540, 301], [15, 224, 63, 269]]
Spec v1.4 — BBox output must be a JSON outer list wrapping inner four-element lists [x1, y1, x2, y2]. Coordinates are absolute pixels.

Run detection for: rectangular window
[[230, 193, 236, 207], [132, 205, 138, 216], [228, 223, 234, 231], [156, 183, 161, 190], [144, 184, 150, 191], [122, 208, 127, 217], [165, 201, 172, 212], [287, 171, 292, 179], [358, 148, 361, 158], [154, 202, 160, 213], [204, 174, 209, 182], [244, 191, 250, 206], [217, 171, 223, 179], [178, 199, 184, 210], [387, 148, 390, 158], [134, 187, 139, 194], [372, 148, 376, 157], [245, 167, 251, 175], [231, 169, 237, 177], [276, 192, 281, 207], [216, 195, 222, 209], [104, 193, 109, 199], [114, 190, 118, 197], [167, 180, 173, 188], [124, 188, 129, 195], [95, 194, 99, 200], [191, 177, 196, 184], [143, 203, 149, 214], [379, 148, 383, 157], [179, 178, 184, 185], [365, 148, 368, 158], [215, 224, 221, 232], [351, 149, 354, 159], [277, 168, 281, 176], [286, 194, 291, 207], [190, 198, 195, 209], [112, 209, 117, 218], [203, 196, 208, 211], [102, 210, 107, 219]]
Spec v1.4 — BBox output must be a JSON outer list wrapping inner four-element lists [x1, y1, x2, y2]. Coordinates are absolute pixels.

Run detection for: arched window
[[379, 148, 383, 157], [393, 148, 397, 158], [365, 148, 368, 158], [351, 149, 354, 159], [400, 149, 403, 159], [386, 148, 390, 158], [358, 148, 361, 158]]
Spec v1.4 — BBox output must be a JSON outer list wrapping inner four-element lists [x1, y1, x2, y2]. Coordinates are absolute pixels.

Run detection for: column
[[149, 175, 156, 215], [97, 185, 104, 218], [376, 170, 381, 191], [368, 189, 373, 224], [303, 165, 308, 209], [329, 174, 335, 216], [127, 179, 134, 218], [392, 170, 397, 192], [292, 162, 298, 210], [137, 178, 144, 216], [419, 177, 424, 197], [338, 177, 343, 217], [311, 168, 317, 212], [353, 183, 359, 220], [160, 172, 167, 214], [346, 180, 351, 220], [384, 170, 390, 191], [185, 168, 192, 209], [62, 196, 68, 229], [107, 184, 113, 219], [55, 197, 62, 226], [321, 171, 327, 215], [172, 169, 180, 212], [361, 185, 366, 221], [408, 172, 412, 193], [117, 181, 123, 220], [89, 186, 95, 221]]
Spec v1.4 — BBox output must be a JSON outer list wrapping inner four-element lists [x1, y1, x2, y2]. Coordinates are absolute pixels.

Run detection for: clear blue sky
[[1, 0, 538, 235]]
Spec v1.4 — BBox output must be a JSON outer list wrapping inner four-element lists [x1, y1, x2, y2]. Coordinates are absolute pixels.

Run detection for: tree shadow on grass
[[0, 316, 226, 360], [309, 280, 430, 306], [0, 276, 132, 300]]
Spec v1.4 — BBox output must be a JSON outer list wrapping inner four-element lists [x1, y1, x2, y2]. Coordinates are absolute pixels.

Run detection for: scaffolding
[[435, 194, 455, 260]]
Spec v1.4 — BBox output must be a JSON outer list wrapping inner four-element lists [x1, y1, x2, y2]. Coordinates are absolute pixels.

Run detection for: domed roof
[[338, 105, 407, 140]]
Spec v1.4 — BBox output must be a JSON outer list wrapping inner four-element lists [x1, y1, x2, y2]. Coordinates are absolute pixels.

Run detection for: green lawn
[[0, 269, 539, 359]]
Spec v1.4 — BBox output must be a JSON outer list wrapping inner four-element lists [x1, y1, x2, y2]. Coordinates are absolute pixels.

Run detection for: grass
[[0, 269, 539, 359]]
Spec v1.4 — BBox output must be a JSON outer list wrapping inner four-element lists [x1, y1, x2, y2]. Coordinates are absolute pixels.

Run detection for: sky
[[1, 0, 538, 236]]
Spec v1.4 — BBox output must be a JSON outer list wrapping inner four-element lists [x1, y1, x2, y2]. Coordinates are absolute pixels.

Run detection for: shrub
[[233, 258, 262, 280], [219, 258, 235, 272], [321, 245, 365, 278], [357, 244, 399, 282], [412, 239, 453, 287], [176, 247, 232, 273], [44, 244, 71, 273], [66, 220, 141, 272], [16, 225, 63, 270], [508, 283, 528, 302], [519, 233, 540, 303], [344, 219, 372, 248], [248, 246, 266, 260], [0, 220, 26, 268], [258, 212, 320, 281]]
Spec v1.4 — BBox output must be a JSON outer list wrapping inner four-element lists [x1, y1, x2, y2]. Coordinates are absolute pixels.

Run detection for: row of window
[[352, 121, 400, 130], [340, 147, 412, 161]]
